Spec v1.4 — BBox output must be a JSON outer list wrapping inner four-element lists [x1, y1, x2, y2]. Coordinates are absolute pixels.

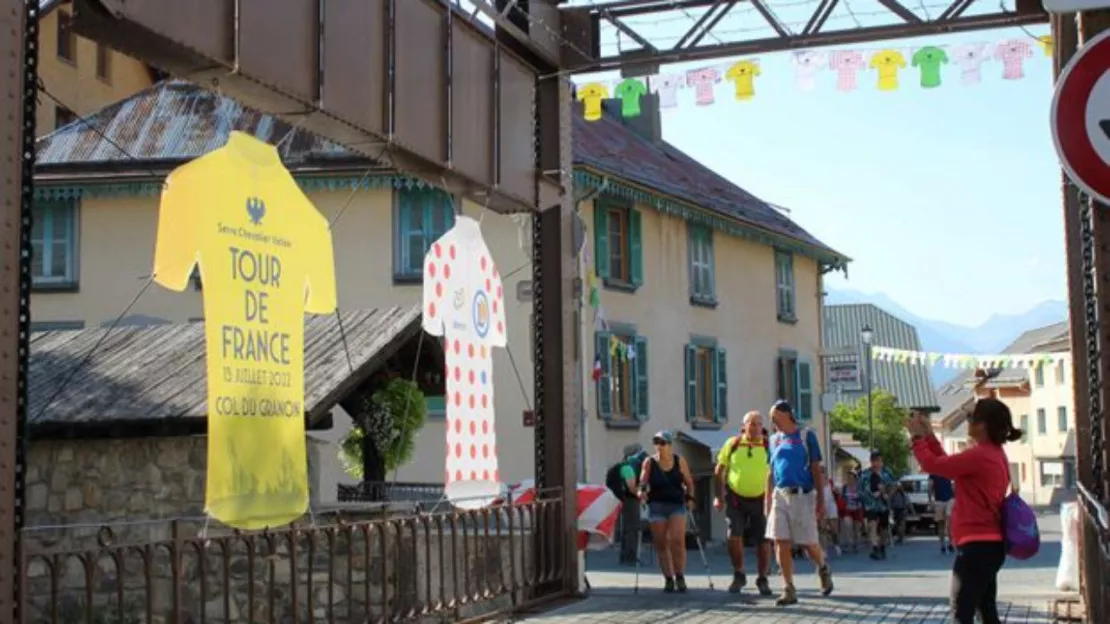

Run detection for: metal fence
[[19, 488, 566, 623], [337, 482, 448, 505], [1078, 482, 1109, 623]]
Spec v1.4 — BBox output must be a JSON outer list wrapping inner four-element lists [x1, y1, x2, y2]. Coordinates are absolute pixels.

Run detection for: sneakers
[[728, 571, 747, 594], [755, 575, 772, 596], [775, 584, 798, 607], [818, 564, 834, 596], [664, 577, 675, 593], [675, 575, 687, 593]]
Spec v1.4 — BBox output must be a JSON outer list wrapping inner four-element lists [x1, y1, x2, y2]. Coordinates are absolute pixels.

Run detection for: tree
[[339, 378, 428, 490], [829, 390, 912, 477]]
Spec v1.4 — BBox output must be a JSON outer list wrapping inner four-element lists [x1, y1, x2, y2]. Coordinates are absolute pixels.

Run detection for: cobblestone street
[[508, 513, 1075, 622]]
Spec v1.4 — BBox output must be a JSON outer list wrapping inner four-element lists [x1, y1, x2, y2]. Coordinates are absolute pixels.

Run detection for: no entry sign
[[1052, 29, 1110, 205]]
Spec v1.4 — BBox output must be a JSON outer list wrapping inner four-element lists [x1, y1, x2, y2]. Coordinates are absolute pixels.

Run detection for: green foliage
[[339, 378, 427, 478], [829, 390, 912, 477]]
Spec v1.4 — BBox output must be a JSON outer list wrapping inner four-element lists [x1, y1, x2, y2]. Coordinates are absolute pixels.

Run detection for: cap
[[772, 399, 795, 418], [651, 430, 675, 445], [622, 442, 643, 458]]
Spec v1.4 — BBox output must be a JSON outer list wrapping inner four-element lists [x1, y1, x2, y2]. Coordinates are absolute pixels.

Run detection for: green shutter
[[593, 203, 610, 280], [684, 344, 697, 422], [797, 361, 812, 421], [634, 335, 649, 422], [704, 229, 715, 299], [595, 331, 612, 419], [629, 208, 643, 287], [686, 225, 696, 298], [713, 346, 727, 423]]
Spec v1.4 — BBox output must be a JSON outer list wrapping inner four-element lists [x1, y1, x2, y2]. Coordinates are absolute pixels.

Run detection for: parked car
[[898, 474, 936, 533]]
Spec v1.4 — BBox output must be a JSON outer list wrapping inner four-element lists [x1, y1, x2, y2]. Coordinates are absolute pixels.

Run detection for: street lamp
[[861, 324, 874, 452]]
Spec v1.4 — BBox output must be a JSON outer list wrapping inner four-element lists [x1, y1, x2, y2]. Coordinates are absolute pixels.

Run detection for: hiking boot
[[728, 571, 747, 594], [675, 575, 687, 593], [664, 577, 675, 593], [756, 575, 772, 596], [879, 546, 888, 560], [818, 564, 834, 596], [775, 584, 798, 607], [869, 547, 881, 560]]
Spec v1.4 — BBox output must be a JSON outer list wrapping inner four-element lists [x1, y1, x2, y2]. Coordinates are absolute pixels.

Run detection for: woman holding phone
[[906, 398, 1022, 624]]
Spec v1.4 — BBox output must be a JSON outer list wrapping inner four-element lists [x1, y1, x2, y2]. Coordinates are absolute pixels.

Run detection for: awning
[[677, 429, 737, 457], [836, 444, 871, 467]]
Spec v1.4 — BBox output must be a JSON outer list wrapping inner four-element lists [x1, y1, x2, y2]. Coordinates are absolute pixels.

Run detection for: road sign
[[1052, 29, 1110, 205], [1044, 0, 1110, 13]]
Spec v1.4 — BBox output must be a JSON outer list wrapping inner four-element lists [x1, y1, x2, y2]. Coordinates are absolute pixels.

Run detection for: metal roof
[[28, 306, 421, 436], [36, 81, 363, 169], [573, 100, 844, 262], [823, 303, 939, 410]]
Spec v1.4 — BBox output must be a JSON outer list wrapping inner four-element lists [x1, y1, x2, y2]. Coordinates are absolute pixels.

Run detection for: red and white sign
[[1052, 29, 1110, 205], [506, 480, 622, 551]]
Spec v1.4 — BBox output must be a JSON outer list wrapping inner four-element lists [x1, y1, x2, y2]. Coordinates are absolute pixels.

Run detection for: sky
[[554, 1, 1066, 327]]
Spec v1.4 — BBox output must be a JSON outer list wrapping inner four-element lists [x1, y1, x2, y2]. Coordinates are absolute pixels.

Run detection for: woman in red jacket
[[906, 398, 1022, 624]]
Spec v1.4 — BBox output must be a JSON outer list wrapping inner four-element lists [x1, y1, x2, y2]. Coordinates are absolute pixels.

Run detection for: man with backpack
[[607, 443, 645, 564], [713, 410, 773, 596], [860, 451, 897, 560]]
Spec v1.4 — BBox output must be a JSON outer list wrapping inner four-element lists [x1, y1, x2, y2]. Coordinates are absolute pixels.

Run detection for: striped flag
[[507, 480, 623, 551]]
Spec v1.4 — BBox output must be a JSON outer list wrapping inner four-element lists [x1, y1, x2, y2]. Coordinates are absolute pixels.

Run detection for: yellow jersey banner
[[153, 131, 337, 530]]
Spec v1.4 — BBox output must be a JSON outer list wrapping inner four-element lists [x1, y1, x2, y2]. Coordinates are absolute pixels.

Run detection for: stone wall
[[21, 436, 545, 623]]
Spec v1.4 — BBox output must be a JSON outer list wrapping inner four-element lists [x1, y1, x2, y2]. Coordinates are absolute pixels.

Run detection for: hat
[[771, 399, 795, 419], [652, 430, 675, 445], [622, 442, 643, 458]]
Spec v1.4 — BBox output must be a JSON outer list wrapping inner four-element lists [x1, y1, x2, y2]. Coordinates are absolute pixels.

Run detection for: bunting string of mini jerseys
[[872, 346, 1070, 370], [575, 34, 1052, 120]]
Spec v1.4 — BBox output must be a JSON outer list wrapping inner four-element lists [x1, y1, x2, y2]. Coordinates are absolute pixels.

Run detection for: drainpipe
[[817, 268, 834, 479], [573, 176, 608, 483]]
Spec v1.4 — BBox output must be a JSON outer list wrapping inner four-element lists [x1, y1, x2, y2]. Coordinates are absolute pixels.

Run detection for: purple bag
[[1001, 492, 1040, 560]]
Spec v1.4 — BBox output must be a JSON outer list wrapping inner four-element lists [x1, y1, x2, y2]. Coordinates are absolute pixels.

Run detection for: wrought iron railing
[[1077, 481, 1109, 623], [19, 488, 565, 623], [337, 481, 447, 504]]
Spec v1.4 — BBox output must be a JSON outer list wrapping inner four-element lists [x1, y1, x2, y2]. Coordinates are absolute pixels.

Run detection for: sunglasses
[[652, 439, 670, 446]]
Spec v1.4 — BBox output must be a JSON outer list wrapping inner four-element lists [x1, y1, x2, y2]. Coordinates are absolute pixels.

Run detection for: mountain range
[[825, 289, 1068, 384]]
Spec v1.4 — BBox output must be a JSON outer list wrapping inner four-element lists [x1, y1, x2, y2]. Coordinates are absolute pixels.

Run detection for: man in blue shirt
[[929, 473, 956, 554], [764, 400, 834, 607]]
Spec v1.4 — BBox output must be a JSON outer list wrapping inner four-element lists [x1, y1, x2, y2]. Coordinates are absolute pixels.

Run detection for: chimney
[[601, 91, 662, 144]]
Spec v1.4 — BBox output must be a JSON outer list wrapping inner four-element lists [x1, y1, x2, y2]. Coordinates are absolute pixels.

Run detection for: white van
[[898, 474, 936, 533]]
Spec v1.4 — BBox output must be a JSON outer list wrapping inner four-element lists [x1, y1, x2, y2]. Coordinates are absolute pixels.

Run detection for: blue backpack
[[1001, 492, 1040, 560]]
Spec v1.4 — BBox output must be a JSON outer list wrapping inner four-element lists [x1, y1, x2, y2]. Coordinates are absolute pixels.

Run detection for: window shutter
[[687, 226, 696, 298], [705, 230, 715, 299], [775, 356, 786, 400], [634, 335, 649, 422], [713, 346, 728, 423], [684, 344, 697, 422], [593, 203, 610, 280], [595, 331, 613, 419], [393, 196, 411, 276], [629, 208, 644, 287], [797, 361, 812, 421]]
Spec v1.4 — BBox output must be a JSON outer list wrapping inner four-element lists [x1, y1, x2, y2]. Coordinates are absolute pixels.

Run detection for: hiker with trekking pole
[[713, 410, 774, 596]]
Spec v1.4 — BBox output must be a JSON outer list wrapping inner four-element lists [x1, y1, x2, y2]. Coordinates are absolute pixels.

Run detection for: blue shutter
[[684, 344, 697, 422], [687, 225, 696, 298], [595, 331, 612, 419], [797, 361, 813, 421], [594, 203, 610, 280], [393, 195, 411, 278], [634, 335, 649, 422], [629, 208, 643, 287], [713, 346, 727, 423]]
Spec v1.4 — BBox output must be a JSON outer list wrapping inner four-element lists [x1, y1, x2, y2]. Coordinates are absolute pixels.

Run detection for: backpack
[[1001, 491, 1040, 560], [770, 427, 815, 467], [606, 461, 637, 500]]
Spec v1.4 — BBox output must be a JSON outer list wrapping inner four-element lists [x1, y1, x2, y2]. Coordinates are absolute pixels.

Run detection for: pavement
[[508, 513, 1079, 622]]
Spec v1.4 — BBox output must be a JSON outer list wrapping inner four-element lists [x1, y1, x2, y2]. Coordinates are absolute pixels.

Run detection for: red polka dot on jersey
[[450, 245, 456, 260], [482, 420, 489, 434], [468, 370, 475, 384], [454, 339, 461, 354], [470, 470, 477, 480], [492, 300, 498, 314], [468, 395, 475, 409], [454, 419, 462, 434], [455, 392, 461, 406], [485, 278, 492, 292], [455, 470, 463, 482], [444, 264, 451, 279], [470, 444, 477, 459], [435, 282, 443, 297], [428, 302, 436, 318], [497, 322, 503, 334], [428, 263, 437, 278], [455, 443, 462, 458], [497, 285, 503, 298], [481, 256, 487, 271], [481, 395, 488, 408], [482, 444, 489, 458], [483, 469, 490, 481], [468, 344, 475, 357], [434, 243, 442, 258], [470, 421, 477, 435], [454, 367, 461, 381]]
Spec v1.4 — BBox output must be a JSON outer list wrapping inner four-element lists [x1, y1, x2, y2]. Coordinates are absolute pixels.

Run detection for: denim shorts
[[647, 502, 686, 523]]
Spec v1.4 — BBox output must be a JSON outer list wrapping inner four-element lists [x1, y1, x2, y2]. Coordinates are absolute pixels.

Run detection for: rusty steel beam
[[562, 0, 1048, 72], [69, 0, 548, 214]]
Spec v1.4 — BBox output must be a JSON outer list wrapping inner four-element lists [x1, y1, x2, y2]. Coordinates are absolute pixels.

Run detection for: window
[[1064, 460, 1076, 489], [1056, 360, 1066, 385], [392, 188, 455, 282], [687, 223, 715, 304], [595, 330, 648, 425], [775, 250, 795, 321], [776, 353, 813, 421], [1020, 414, 1028, 442], [593, 197, 643, 289], [56, 9, 76, 64], [31, 200, 77, 289], [95, 43, 111, 81], [1034, 362, 1044, 387], [30, 321, 84, 332], [1037, 408, 1047, 434], [1040, 461, 1065, 488], [685, 342, 726, 425], [54, 105, 76, 130], [1058, 406, 1069, 432]]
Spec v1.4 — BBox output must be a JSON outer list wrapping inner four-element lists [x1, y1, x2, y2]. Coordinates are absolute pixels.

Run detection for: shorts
[[846, 508, 864, 523], [866, 510, 890, 530], [766, 488, 820, 546], [725, 492, 767, 542], [647, 501, 686, 523], [934, 498, 955, 521]]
